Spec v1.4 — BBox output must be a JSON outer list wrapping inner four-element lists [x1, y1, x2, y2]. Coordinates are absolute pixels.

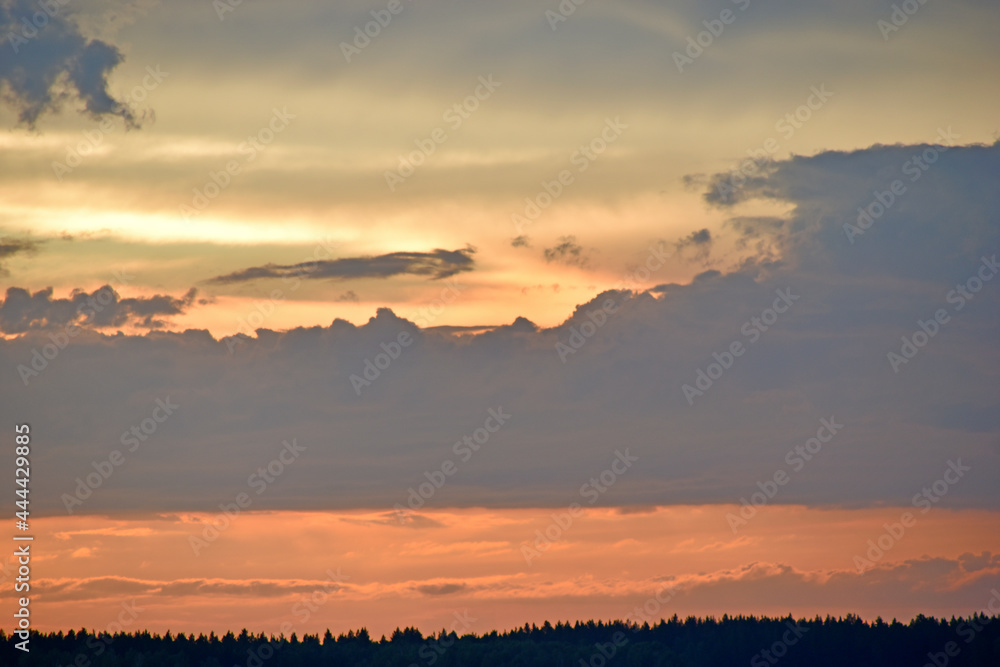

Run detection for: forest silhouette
[[4, 612, 999, 666]]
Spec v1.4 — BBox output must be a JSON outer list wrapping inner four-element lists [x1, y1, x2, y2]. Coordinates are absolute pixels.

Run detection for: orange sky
[[6, 506, 999, 638]]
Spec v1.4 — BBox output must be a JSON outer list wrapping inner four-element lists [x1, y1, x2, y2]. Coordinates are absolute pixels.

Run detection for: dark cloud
[[0, 236, 39, 276], [334, 290, 360, 303], [698, 162, 780, 208], [673, 228, 713, 264], [543, 235, 588, 267], [207, 247, 477, 285], [0, 285, 198, 333], [957, 551, 999, 573], [511, 235, 530, 248], [699, 140, 1000, 283], [414, 582, 467, 596], [0, 0, 139, 128]]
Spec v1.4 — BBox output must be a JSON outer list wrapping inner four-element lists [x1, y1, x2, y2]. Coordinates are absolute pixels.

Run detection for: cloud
[[673, 228, 713, 264], [0, 236, 39, 276], [339, 512, 446, 529], [413, 582, 468, 596], [0, 0, 139, 128], [18, 553, 1000, 619], [0, 285, 198, 333], [957, 551, 999, 573], [699, 140, 1000, 284], [511, 235, 530, 248], [681, 229, 711, 246], [54, 526, 155, 539], [543, 236, 589, 267], [16, 576, 349, 603], [657, 555, 1000, 615], [335, 290, 360, 303], [2, 141, 998, 515], [207, 247, 477, 285]]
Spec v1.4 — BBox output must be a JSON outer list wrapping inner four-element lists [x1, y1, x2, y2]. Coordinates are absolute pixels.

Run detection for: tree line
[[3, 612, 998, 666]]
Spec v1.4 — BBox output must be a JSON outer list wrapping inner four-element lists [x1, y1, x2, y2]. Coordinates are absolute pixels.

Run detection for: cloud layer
[[2, 141, 998, 515]]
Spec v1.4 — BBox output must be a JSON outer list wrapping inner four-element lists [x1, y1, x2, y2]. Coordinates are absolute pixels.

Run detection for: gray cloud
[[0, 0, 138, 128], [2, 141, 998, 516], [0, 235, 39, 276], [543, 235, 589, 267], [0, 285, 198, 333], [207, 247, 477, 285], [673, 228, 713, 264], [334, 290, 360, 303], [701, 140, 1000, 283], [414, 582, 467, 596]]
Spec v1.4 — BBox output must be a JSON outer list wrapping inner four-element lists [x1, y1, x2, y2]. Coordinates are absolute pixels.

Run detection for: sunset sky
[[1, 0, 999, 640]]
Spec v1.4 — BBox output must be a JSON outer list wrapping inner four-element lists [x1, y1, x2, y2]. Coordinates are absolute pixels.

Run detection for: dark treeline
[[4, 613, 999, 666]]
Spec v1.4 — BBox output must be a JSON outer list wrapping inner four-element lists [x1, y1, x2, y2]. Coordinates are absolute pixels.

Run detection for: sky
[[1, 0, 999, 641]]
